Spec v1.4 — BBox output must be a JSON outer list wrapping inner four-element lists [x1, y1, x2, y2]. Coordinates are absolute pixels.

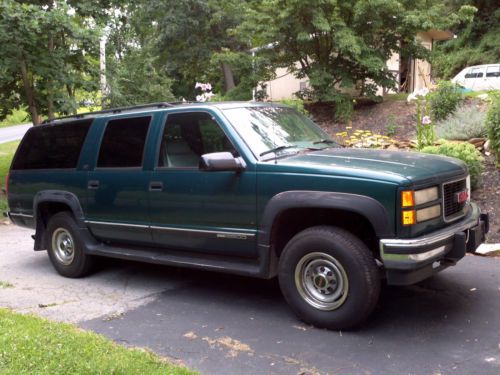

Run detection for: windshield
[[222, 106, 338, 160]]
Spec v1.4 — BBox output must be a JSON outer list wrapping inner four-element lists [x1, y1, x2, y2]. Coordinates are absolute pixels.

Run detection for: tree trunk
[[221, 62, 236, 92], [19, 57, 40, 125], [47, 33, 55, 120]]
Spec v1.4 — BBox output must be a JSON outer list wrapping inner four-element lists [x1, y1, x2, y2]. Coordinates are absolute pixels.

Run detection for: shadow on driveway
[[80, 255, 499, 375]]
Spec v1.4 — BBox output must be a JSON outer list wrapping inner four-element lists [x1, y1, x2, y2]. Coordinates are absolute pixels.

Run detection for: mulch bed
[[471, 155, 500, 243], [307, 99, 500, 243]]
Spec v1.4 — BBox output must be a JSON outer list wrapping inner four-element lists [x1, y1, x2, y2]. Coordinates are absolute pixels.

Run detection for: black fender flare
[[257, 191, 393, 275], [32, 190, 86, 250]]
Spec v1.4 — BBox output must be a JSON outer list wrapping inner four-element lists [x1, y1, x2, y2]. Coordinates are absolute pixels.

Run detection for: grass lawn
[[383, 92, 409, 102], [0, 308, 195, 375], [462, 89, 497, 98], [0, 141, 20, 216], [0, 108, 30, 128]]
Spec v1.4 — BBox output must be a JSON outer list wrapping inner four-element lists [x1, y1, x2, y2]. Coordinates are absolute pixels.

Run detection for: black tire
[[46, 211, 94, 278], [278, 225, 380, 330]]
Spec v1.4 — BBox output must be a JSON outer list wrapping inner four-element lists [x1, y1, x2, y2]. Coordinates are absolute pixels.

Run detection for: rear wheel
[[46, 212, 94, 278], [278, 225, 380, 330]]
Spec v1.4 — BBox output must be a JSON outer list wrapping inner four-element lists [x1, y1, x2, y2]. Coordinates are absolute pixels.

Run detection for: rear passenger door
[[85, 115, 153, 245], [485, 65, 500, 90], [148, 110, 257, 257], [464, 67, 486, 90]]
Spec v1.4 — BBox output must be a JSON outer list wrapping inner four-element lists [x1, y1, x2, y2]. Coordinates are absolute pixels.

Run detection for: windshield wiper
[[259, 145, 298, 157], [312, 139, 335, 145], [312, 139, 344, 148]]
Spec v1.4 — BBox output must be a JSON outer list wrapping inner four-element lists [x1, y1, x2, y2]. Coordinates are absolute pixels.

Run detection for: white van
[[452, 64, 500, 91]]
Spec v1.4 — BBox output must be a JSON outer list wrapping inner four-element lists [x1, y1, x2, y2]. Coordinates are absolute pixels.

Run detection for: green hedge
[[420, 142, 483, 189]]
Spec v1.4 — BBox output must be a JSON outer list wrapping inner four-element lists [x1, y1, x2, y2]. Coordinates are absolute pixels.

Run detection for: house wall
[[412, 32, 434, 91], [264, 66, 309, 101], [261, 31, 444, 100]]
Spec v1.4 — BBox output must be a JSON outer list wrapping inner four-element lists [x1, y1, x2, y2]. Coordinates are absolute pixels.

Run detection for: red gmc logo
[[454, 190, 469, 204]]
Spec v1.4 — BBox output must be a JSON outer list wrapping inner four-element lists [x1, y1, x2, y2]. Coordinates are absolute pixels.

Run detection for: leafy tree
[[101, 3, 175, 106], [105, 47, 175, 107], [0, 0, 100, 124], [242, 0, 475, 103], [432, 0, 499, 79], [133, 0, 260, 100]]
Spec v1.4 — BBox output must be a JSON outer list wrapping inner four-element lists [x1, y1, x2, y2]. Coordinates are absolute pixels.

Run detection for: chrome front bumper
[[379, 203, 488, 285]]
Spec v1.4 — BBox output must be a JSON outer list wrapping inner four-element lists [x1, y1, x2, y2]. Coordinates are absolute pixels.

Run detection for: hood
[[275, 148, 467, 185]]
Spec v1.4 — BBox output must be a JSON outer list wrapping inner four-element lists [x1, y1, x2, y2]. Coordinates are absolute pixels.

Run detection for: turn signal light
[[401, 191, 415, 207], [402, 210, 416, 226]]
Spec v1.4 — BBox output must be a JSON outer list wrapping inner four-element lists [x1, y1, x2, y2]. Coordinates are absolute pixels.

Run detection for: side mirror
[[199, 152, 246, 172]]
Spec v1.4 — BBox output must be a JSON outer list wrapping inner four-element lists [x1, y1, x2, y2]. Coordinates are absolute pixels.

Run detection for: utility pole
[[99, 34, 108, 102]]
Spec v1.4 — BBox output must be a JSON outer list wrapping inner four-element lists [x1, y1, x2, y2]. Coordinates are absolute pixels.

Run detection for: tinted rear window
[[12, 120, 92, 170], [97, 116, 151, 168]]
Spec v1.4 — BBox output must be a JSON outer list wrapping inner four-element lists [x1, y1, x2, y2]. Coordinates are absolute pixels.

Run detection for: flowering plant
[[195, 82, 215, 102], [407, 88, 435, 149], [336, 126, 395, 148]]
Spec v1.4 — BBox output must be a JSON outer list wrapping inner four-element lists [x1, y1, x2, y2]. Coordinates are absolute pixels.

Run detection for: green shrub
[[420, 142, 484, 189], [0, 107, 29, 128], [429, 81, 463, 121], [223, 85, 253, 101], [334, 96, 354, 123], [278, 98, 308, 115], [435, 105, 487, 140], [385, 114, 399, 136], [486, 93, 500, 166]]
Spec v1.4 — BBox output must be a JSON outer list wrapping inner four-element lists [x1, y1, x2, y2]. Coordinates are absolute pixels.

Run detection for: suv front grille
[[443, 179, 467, 221]]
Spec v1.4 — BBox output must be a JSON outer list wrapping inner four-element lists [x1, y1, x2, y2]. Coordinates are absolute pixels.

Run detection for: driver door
[[148, 111, 257, 257]]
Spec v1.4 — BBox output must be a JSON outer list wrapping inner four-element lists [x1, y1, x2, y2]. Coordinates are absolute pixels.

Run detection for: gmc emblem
[[454, 189, 469, 204]]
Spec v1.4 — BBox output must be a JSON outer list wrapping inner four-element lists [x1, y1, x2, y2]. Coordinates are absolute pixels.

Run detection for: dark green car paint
[[7, 102, 482, 280]]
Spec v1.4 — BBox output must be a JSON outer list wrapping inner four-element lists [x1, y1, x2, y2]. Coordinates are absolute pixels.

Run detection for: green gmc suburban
[[6, 102, 489, 329]]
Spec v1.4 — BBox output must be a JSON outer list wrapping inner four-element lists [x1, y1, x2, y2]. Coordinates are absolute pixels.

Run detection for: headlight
[[414, 186, 439, 205], [416, 204, 441, 222], [401, 186, 440, 226], [401, 186, 439, 208]]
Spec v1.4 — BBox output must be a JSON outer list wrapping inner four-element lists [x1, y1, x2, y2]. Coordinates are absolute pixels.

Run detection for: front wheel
[[278, 226, 380, 330]]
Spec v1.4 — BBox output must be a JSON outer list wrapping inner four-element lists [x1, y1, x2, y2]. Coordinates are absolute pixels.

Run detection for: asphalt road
[[0, 123, 31, 144], [1, 226, 499, 375], [80, 256, 499, 375]]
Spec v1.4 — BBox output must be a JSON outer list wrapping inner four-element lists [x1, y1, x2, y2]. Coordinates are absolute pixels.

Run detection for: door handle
[[88, 180, 100, 189], [149, 181, 163, 192]]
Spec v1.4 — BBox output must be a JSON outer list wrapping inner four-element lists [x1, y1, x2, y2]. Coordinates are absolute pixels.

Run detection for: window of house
[[158, 112, 236, 168], [12, 120, 92, 170], [97, 116, 150, 168]]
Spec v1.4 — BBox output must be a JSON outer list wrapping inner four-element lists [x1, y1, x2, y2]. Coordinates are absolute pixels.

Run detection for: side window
[[158, 112, 237, 168], [465, 67, 484, 79], [486, 66, 500, 78], [12, 120, 92, 170], [97, 116, 150, 168], [464, 69, 474, 79]]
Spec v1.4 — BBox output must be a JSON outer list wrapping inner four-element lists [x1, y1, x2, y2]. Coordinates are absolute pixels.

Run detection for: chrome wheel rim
[[294, 252, 349, 311], [52, 228, 75, 266]]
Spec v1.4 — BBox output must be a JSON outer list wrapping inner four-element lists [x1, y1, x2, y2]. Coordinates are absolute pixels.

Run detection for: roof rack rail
[[42, 102, 182, 124]]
